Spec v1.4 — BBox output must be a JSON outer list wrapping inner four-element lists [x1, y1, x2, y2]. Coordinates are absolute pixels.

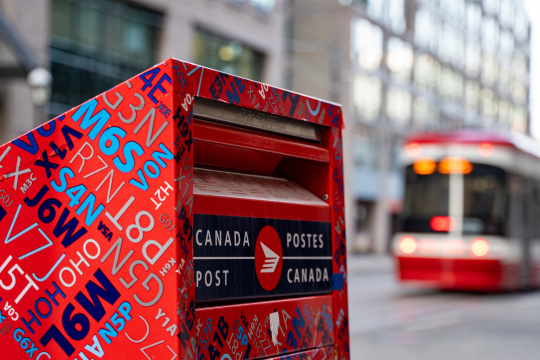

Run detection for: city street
[[348, 256, 540, 360]]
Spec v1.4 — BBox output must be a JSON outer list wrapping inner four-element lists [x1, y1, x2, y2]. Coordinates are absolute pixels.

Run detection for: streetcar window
[[462, 165, 506, 235], [400, 166, 450, 233], [399, 164, 507, 236], [531, 183, 540, 240]]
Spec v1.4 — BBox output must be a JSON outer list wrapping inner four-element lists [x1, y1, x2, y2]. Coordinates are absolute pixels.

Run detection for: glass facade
[[228, 0, 276, 14], [192, 29, 264, 82], [349, 0, 531, 244], [351, 0, 530, 134], [49, 0, 163, 116]]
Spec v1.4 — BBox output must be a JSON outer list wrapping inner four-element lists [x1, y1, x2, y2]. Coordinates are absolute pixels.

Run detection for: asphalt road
[[347, 256, 540, 360]]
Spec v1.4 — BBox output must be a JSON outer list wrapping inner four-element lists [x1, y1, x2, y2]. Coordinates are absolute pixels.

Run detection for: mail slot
[[0, 59, 349, 359]]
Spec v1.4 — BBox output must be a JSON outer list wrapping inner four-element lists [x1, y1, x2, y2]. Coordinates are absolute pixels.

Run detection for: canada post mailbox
[[0, 59, 349, 360]]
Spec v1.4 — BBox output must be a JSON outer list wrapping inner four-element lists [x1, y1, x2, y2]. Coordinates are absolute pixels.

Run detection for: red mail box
[[0, 59, 349, 359]]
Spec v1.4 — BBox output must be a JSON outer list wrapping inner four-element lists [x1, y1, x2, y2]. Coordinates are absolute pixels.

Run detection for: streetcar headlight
[[478, 142, 494, 158], [406, 142, 422, 158], [470, 238, 489, 257], [399, 236, 417, 255]]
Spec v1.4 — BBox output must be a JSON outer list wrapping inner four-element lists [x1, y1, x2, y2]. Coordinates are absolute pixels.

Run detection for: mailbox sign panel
[[194, 214, 332, 301], [0, 59, 349, 360]]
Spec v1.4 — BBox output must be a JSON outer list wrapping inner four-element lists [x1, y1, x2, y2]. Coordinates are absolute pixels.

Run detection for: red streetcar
[[393, 130, 540, 291]]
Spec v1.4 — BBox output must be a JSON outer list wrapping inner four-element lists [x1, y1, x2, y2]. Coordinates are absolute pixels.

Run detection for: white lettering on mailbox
[[287, 267, 329, 283]]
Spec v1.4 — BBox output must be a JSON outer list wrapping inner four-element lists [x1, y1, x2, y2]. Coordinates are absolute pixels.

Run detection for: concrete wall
[[143, 0, 288, 88], [0, 0, 50, 143], [288, 0, 356, 253]]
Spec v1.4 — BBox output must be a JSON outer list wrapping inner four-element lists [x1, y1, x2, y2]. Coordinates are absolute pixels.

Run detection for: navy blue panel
[[333, 273, 344, 291], [194, 214, 332, 302]]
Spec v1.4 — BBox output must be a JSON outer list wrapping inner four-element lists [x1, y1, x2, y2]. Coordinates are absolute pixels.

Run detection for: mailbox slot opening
[[193, 118, 331, 198], [193, 98, 332, 201], [194, 96, 323, 142]]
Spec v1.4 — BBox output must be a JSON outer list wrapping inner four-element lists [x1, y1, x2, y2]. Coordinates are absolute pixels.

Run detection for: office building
[[0, 0, 287, 144], [288, 0, 531, 253]]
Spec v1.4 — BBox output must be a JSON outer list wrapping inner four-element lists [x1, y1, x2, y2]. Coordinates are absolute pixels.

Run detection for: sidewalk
[[347, 254, 395, 275]]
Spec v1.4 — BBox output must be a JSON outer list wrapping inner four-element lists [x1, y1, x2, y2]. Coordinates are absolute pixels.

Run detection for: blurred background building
[[288, 0, 531, 254], [0, 0, 532, 254], [0, 0, 287, 144]]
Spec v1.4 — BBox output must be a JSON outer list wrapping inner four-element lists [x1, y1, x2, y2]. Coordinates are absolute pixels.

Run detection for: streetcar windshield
[[400, 163, 507, 235]]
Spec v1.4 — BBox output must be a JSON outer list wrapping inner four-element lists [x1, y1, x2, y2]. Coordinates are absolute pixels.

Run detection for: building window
[[353, 132, 379, 169], [498, 100, 510, 125], [439, 68, 463, 102], [192, 29, 264, 82], [0, 94, 7, 145], [480, 88, 497, 122], [512, 81, 527, 104], [414, 53, 439, 94], [352, 74, 382, 122], [481, 56, 498, 85], [50, 0, 162, 115], [498, 68, 511, 95], [465, 80, 480, 113], [511, 106, 527, 133], [250, 0, 276, 13], [386, 86, 412, 126], [513, 50, 529, 80], [414, 97, 439, 128], [353, 18, 383, 71], [500, 30, 514, 57], [387, 0, 405, 34], [440, 0, 464, 25], [414, 8, 439, 53], [483, 0, 499, 16], [465, 42, 481, 76], [514, 5, 529, 43], [499, 0, 514, 29], [386, 37, 413, 84], [228, 0, 276, 13], [466, 2, 482, 39], [367, 0, 385, 24], [482, 17, 499, 54]]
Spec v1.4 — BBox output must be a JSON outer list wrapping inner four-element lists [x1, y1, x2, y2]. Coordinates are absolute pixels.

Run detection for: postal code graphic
[[0, 59, 349, 359]]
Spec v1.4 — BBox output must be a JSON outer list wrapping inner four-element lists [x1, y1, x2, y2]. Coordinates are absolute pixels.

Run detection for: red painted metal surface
[[266, 346, 333, 360], [195, 295, 334, 359], [0, 59, 349, 359], [396, 257, 523, 291], [406, 130, 514, 146], [195, 195, 329, 222], [193, 166, 330, 222], [194, 119, 330, 163]]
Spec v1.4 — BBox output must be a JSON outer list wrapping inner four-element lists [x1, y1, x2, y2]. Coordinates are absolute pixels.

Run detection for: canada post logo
[[255, 226, 283, 291]]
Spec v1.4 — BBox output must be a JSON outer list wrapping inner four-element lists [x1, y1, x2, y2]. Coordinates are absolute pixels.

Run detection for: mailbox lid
[[195, 295, 334, 360], [193, 167, 329, 221]]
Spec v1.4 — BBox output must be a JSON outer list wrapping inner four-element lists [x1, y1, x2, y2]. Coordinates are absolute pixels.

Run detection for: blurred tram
[[393, 130, 540, 291]]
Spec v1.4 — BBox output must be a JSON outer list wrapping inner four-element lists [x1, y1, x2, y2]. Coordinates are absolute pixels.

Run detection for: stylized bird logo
[[260, 242, 280, 273]]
